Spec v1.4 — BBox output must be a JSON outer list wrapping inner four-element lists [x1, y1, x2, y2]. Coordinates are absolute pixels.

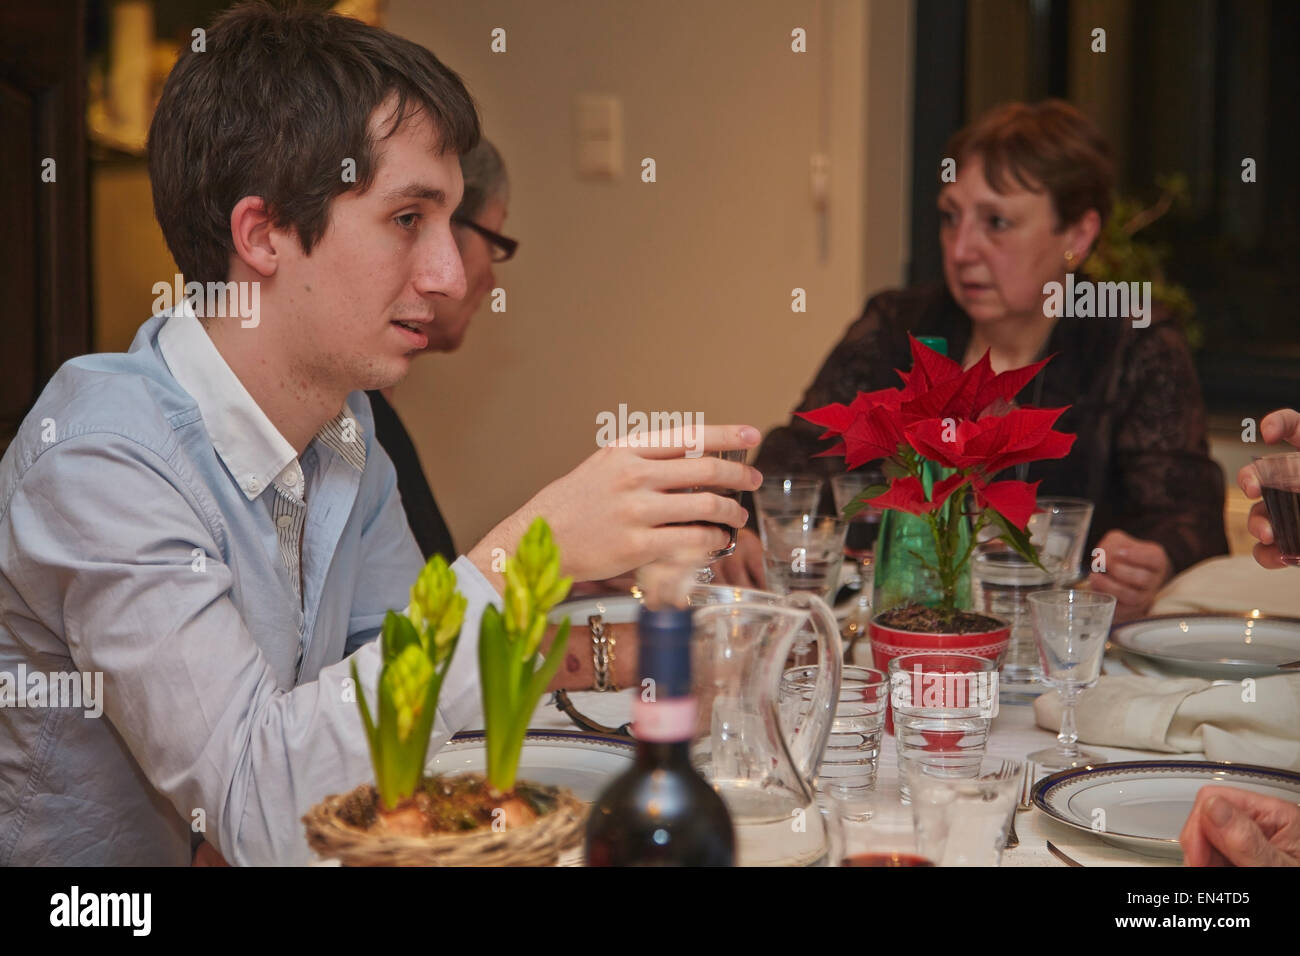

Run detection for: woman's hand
[[1085, 529, 1171, 622], [1237, 408, 1300, 569], [1179, 785, 1300, 866]]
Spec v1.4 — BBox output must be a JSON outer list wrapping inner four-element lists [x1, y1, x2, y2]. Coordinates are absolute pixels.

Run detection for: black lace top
[[755, 284, 1229, 574]]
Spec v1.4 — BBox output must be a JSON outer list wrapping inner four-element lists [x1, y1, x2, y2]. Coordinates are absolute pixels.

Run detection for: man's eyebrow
[[381, 183, 448, 206]]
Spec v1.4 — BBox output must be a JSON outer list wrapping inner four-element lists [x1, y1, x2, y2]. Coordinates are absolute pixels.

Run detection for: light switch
[[574, 93, 623, 180]]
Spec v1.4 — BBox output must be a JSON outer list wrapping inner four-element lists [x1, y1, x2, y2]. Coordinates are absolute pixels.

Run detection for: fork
[[998, 764, 1029, 853], [1018, 760, 1036, 811]]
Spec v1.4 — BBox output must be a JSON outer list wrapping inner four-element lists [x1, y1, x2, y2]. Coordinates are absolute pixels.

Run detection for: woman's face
[[422, 196, 508, 352], [938, 154, 1096, 326]]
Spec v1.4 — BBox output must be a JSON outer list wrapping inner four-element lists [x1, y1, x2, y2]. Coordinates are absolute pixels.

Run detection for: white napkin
[[1033, 674, 1300, 771], [1151, 555, 1300, 617]]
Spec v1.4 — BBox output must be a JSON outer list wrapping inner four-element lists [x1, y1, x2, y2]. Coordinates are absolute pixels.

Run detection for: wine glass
[[831, 470, 884, 655], [1027, 589, 1116, 769]]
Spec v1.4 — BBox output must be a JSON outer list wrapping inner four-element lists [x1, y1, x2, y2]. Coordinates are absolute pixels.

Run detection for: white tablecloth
[[524, 648, 1187, 867]]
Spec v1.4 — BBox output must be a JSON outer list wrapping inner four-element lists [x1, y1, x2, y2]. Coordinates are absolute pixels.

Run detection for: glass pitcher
[[689, 591, 843, 866]]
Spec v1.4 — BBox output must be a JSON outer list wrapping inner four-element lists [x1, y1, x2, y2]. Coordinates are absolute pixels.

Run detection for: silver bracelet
[[589, 613, 617, 692]]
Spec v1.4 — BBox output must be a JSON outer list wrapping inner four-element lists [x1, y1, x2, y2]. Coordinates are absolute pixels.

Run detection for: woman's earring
[[1064, 250, 1076, 268]]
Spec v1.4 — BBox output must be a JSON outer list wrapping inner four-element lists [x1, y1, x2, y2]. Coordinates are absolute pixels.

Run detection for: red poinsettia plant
[[799, 335, 1076, 613]]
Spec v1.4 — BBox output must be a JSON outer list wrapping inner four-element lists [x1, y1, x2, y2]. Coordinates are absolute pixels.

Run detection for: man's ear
[[230, 196, 279, 279]]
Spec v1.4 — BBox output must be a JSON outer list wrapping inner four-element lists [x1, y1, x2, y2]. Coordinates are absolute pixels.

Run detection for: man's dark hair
[[148, 1, 480, 286]]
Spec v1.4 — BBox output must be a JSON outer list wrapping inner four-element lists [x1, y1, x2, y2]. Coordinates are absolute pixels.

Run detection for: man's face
[[423, 196, 507, 352], [273, 100, 467, 394], [938, 154, 1072, 325]]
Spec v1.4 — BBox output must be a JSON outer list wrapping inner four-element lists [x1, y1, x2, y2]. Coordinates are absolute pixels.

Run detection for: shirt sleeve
[[5, 433, 493, 866]]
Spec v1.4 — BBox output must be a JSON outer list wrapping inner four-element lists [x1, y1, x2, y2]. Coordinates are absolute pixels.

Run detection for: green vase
[[871, 459, 972, 613], [871, 334, 971, 615]]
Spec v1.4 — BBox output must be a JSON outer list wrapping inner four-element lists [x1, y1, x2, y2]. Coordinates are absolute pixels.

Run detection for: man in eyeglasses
[[368, 138, 517, 563]]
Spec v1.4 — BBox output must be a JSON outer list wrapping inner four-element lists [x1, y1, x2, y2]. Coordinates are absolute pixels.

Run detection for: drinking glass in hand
[[759, 512, 847, 604], [1255, 453, 1300, 566], [1027, 589, 1116, 770], [672, 448, 748, 582]]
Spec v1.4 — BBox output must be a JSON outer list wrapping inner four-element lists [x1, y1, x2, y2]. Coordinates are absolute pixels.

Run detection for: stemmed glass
[[831, 471, 884, 655], [679, 448, 749, 584], [1027, 589, 1116, 769]]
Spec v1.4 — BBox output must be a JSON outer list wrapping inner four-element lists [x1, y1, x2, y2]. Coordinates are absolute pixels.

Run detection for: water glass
[[888, 652, 998, 802], [836, 791, 932, 867], [754, 476, 824, 544], [1028, 589, 1116, 769], [973, 549, 1053, 685], [907, 757, 1023, 866], [1028, 497, 1095, 586], [759, 512, 847, 604], [780, 665, 887, 820]]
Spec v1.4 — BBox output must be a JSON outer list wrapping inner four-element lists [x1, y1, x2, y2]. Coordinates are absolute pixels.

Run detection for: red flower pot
[[869, 613, 1010, 734]]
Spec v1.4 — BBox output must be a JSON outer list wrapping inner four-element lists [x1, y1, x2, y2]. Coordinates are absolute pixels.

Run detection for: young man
[[0, 4, 758, 865]]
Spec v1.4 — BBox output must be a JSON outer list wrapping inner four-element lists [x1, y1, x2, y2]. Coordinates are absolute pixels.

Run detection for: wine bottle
[[584, 605, 735, 866]]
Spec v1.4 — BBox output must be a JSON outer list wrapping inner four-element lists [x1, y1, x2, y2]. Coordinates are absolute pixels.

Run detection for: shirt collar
[[157, 307, 365, 500]]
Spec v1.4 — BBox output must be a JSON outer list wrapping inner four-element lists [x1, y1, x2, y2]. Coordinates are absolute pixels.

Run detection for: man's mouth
[[391, 318, 431, 348]]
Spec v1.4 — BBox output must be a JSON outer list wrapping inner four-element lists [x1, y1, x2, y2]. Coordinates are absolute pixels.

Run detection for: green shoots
[[480, 517, 573, 793], [352, 554, 466, 810]]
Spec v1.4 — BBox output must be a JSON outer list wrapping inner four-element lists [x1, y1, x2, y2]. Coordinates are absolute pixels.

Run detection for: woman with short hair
[[737, 100, 1228, 620]]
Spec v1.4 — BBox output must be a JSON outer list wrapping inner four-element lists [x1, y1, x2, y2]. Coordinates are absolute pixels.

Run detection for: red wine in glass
[[842, 852, 933, 867], [1261, 485, 1300, 566], [844, 510, 882, 562]]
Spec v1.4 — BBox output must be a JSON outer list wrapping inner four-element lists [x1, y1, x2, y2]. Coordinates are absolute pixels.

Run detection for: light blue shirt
[[0, 311, 497, 865]]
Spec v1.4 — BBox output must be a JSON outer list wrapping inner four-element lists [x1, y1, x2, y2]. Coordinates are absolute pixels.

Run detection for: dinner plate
[[432, 730, 635, 802], [1032, 760, 1300, 857], [1108, 613, 1300, 678]]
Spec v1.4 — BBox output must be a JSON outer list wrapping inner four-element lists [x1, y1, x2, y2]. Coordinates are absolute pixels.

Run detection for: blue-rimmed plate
[[1109, 613, 1300, 679], [1032, 760, 1300, 857], [433, 730, 636, 802]]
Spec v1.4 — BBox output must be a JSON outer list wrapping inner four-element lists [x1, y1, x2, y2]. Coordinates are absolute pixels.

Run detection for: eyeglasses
[[452, 216, 518, 262]]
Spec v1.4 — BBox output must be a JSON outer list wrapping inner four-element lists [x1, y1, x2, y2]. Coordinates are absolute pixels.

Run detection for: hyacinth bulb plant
[[800, 335, 1077, 628], [479, 517, 574, 796], [351, 554, 466, 826]]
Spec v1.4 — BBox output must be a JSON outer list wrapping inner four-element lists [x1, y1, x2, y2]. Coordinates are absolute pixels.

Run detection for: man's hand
[[712, 528, 766, 589], [1179, 785, 1300, 867], [1237, 408, 1300, 570], [469, 425, 762, 589], [1085, 529, 1171, 622]]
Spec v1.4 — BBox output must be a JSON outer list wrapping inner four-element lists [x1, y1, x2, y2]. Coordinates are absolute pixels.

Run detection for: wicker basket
[[303, 775, 587, 867]]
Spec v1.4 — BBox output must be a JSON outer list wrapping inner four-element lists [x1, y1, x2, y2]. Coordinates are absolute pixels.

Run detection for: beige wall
[[91, 0, 915, 553], [387, 0, 914, 549]]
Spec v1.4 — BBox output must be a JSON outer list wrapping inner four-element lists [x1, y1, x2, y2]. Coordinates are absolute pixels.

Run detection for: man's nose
[[416, 229, 468, 300]]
